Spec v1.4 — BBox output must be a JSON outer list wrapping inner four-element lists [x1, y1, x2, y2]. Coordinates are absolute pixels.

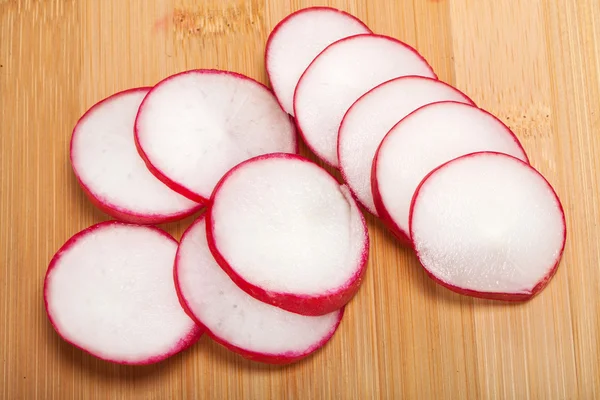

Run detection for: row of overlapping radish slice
[[43, 7, 566, 366]]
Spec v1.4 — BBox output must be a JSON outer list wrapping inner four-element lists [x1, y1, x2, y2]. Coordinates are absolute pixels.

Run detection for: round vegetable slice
[[294, 34, 436, 167], [70, 88, 201, 224], [410, 152, 566, 300], [44, 222, 201, 365], [265, 6, 371, 115], [338, 76, 474, 215], [373, 101, 528, 243], [207, 153, 369, 316], [175, 214, 343, 364], [135, 69, 297, 203]]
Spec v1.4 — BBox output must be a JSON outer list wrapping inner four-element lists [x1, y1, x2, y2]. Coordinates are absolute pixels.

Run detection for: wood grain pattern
[[1, 0, 599, 398]]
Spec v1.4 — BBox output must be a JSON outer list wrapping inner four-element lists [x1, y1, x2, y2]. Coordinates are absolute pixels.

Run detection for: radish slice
[[265, 7, 371, 115], [135, 70, 297, 203], [44, 222, 201, 365], [338, 76, 474, 215], [70, 88, 201, 224], [175, 214, 343, 364], [207, 153, 369, 316], [410, 152, 566, 300], [372, 101, 529, 243], [294, 34, 436, 167]]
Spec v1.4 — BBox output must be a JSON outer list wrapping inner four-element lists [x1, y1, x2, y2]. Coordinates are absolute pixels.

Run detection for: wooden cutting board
[[1, 0, 599, 398]]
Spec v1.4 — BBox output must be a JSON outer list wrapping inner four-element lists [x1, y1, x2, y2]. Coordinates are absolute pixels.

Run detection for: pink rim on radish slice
[[265, 6, 371, 115], [293, 34, 436, 167], [134, 69, 297, 203], [44, 222, 202, 365], [207, 153, 369, 316], [372, 101, 529, 244], [338, 76, 474, 215], [175, 214, 343, 364], [410, 152, 566, 301], [70, 88, 201, 224]]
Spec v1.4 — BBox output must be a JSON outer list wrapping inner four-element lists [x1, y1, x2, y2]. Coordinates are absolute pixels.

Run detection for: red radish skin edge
[[264, 6, 373, 114], [77, 176, 203, 225], [293, 34, 438, 169], [371, 101, 530, 244], [408, 151, 567, 301], [206, 153, 370, 316], [70, 87, 204, 224], [370, 155, 412, 246], [134, 69, 299, 203], [44, 221, 203, 365], [173, 216, 345, 364], [338, 76, 476, 218]]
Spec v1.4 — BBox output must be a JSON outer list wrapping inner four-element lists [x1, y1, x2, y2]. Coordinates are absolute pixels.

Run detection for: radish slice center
[[210, 154, 367, 296], [45, 223, 199, 364], [135, 70, 296, 201], [411, 152, 565, 294]]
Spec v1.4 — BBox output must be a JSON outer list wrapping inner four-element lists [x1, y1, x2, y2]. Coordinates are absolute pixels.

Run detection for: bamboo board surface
[[1, 0, 599, 398]]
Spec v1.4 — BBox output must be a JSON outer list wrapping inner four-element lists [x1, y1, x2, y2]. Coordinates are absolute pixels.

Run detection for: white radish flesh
[[70, 88, 201, 224], [294, 34, 436, 167], [410, 152, 566, 300], [175, 215, 343, 364], [338, 76, 474, 215], [135, 69, 297, 203], [207, 153, 369, 316], [373, 101, 528, 243], [265, 6, 371, 115], [44, 222, 201, 365]]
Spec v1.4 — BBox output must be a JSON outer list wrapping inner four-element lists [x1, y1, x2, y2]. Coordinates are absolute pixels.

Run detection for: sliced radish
[[265, 7, 371, 115], [135, 70, 297, 203], [70, 88, 201, 224], [410, 152, 566, 300], [207, 153, 369, 316], [372, 101, 528, 243], [294, 34, 436, 167], [338, 76, 474, 215], [175, 214, 343, 364], [44, 222, 201, 365]]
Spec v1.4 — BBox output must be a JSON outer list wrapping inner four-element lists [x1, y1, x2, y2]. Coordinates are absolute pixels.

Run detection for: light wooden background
[[1, 0, 599, 398]]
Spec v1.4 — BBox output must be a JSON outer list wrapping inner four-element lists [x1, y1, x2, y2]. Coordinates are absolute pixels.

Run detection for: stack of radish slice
[[267, 8, 565, 300], [45, 6, 566, 367]]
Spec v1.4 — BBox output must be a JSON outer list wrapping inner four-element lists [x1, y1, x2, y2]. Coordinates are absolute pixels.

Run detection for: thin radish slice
[[70, 88, 201, 224], [135, 69, 297, 203], [265, 7, 371, 115], [338, 76, 474, 215], [44, 222, 201, 365], [207, 153, 369, 316], [294, 34, 436, 167], [410, 152, 566, 300], [372, 101, 529, 243], [175, 214, 343, 364]]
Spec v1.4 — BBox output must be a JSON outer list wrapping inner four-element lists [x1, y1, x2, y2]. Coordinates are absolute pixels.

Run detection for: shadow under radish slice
[[175, 214, 343, 364], [372, 101, 529, 244], [43, 222, 202, 365], [265, 6, 371, 115], [410, 152, 566, 301], [70, 88, 202, 224], [338, 76, 474, 216], [134, 69, 297, 203], [207, 153, 369, 316], [293, 34, 437, 168]]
